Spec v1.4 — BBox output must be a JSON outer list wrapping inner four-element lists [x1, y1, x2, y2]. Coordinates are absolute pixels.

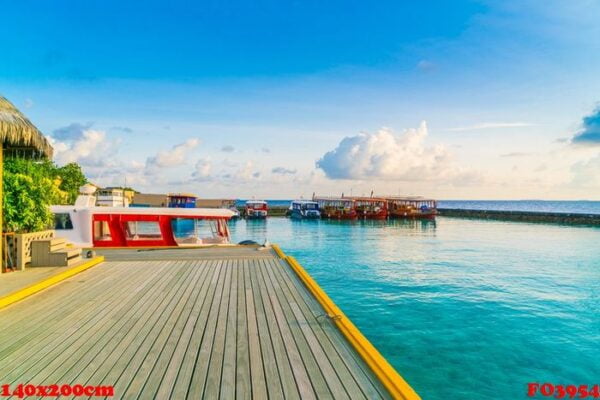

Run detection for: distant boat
[[314, 197, 358, 219], [386, 196, 438, 219], [289, 200, 321, 219], [168, 193, 197, 208], [224, 200, 241, 219], [244, 200, 268, 219], [344, 196, 388, 219]]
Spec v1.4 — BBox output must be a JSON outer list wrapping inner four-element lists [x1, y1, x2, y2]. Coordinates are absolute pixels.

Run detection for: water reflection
[[229, 217, 437, 245]]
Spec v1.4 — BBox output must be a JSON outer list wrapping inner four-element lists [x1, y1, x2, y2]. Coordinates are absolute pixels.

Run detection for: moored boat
[[314, 197, 357, 219], [386, 196, 438, 219], [244, 200, 268, 219], [51, 185, 234, 248], [223, 199, 241, 219], [345, 196, 388, 219], [289, 200, 321, 219], [168, 193, 197, 208]]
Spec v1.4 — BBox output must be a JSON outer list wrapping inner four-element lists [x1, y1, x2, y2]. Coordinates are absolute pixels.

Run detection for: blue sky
[[2, 0, 599, 199]]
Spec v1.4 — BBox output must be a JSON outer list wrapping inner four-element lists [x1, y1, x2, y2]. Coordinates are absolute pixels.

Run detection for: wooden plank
[[169, 260, 224, 399], [252, 259, 303, 400], [136, 260, 215, 398], [186, 260, 229, 398], [235, 258, 251, 400], [258, 258, 332, 398], [248, 258, 285, 400], [219, 259, 239, 399], [19, 260, 179, 389], [197, 259, 233, 399], [0, 260, 126, 343], [244, 258, 268, 399], [0, 261, 165, 384], [153, 259, 220, 399], [68, 261, 196, 390], [274, 258, 389, 399], [266, 259, 367, 399], [255, 259, 324, 400], [0, 251, 396, 400], [113, 261, 207, 397]]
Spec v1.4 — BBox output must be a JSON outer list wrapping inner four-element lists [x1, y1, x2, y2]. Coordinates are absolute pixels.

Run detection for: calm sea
[[237, 200, 600, 215], [228, 217, 600, 400]]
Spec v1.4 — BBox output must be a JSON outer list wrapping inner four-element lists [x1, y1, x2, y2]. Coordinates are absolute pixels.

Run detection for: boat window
[[93, 220, 112, 241], [171, 218, 219, 245], [54, 213, 73, 230], [124, 221, 162, 240]]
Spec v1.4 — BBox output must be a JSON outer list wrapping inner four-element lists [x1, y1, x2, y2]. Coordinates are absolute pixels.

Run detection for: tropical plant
[[56, 163, 87, 204], [2, 158, 86, 233]]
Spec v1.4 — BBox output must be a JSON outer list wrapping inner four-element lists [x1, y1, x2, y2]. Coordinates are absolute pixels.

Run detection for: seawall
[[438, 208, 600, 226], [237, 205, 289, 216]]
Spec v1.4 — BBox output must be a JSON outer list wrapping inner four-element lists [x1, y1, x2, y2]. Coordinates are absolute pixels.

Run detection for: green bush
[[2, 158, 87, 233]]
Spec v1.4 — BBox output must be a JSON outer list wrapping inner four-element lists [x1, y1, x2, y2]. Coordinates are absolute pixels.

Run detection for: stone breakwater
[[438, 208, 600, 226]]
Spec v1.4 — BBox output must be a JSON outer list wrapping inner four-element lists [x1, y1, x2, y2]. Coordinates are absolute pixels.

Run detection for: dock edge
[[271, 244, 420, 400], [0, 256, 105, 310]]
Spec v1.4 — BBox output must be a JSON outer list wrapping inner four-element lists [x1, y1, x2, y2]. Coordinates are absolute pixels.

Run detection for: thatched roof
[[0, 96, 53, 158]]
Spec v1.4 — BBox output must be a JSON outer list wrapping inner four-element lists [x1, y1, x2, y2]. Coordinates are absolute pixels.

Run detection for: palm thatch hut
[[0, 95, 53, 270]]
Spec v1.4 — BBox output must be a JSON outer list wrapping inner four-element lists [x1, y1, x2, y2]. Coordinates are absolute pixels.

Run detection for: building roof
[[0, 96, 53, 158]]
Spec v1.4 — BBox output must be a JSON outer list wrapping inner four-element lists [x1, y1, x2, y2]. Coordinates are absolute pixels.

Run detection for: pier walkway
[[0, 247, 395, 399]]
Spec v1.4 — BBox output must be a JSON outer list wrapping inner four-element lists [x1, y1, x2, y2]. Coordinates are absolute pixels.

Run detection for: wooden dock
[[0, 247, 403, 399]]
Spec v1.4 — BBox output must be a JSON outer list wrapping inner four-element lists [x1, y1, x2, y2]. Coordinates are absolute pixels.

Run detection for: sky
[[1, 0, 599, 199]]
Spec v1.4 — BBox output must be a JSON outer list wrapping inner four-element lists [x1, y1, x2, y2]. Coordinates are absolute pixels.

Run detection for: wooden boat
[[244, 200, 268, 219], [345, 197, 388, 219], [51, 185, 234, 248], [386, 196, 438, 219], [289, 200, 321, 219], [314, 197, 357, 219]]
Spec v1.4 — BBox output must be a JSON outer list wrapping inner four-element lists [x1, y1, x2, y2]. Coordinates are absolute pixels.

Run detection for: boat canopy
[[246, 200, 267, 205]]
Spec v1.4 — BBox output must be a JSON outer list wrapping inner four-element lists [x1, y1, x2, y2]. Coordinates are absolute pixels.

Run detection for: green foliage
[[56, 163, 87, 204], [2, 158, 87, 233]]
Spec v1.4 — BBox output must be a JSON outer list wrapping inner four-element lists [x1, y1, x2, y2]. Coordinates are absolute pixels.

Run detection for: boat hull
[[389, 210, 437, 219], [321, 212, 358, 220], [290, 210, 321, 219]]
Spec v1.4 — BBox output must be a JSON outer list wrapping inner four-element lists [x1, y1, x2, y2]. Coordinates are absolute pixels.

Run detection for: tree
[[56, 163, 87, 204], [2, 158, 85, 233]]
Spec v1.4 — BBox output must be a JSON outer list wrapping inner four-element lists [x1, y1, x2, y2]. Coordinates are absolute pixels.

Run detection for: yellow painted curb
[[271, 244, 420, 400], [0, 256, 105, 310]]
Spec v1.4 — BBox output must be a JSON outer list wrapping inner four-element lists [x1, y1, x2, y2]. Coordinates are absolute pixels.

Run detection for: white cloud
[[316, 121, 481, 184], [448, 122, 536, 132], [52, 129, 116, 167], [146, 138, 200, 168], [192, 158, 212, 180]]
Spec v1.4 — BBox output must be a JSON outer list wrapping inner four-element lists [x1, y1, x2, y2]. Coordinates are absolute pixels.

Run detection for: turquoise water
[[228, 217, 600, 400]]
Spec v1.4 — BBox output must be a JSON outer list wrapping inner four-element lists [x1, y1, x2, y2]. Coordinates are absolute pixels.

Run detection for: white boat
[[51, 185, 235, 248], [289, 200, 321, 219], [244, 200, 268, 219]]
